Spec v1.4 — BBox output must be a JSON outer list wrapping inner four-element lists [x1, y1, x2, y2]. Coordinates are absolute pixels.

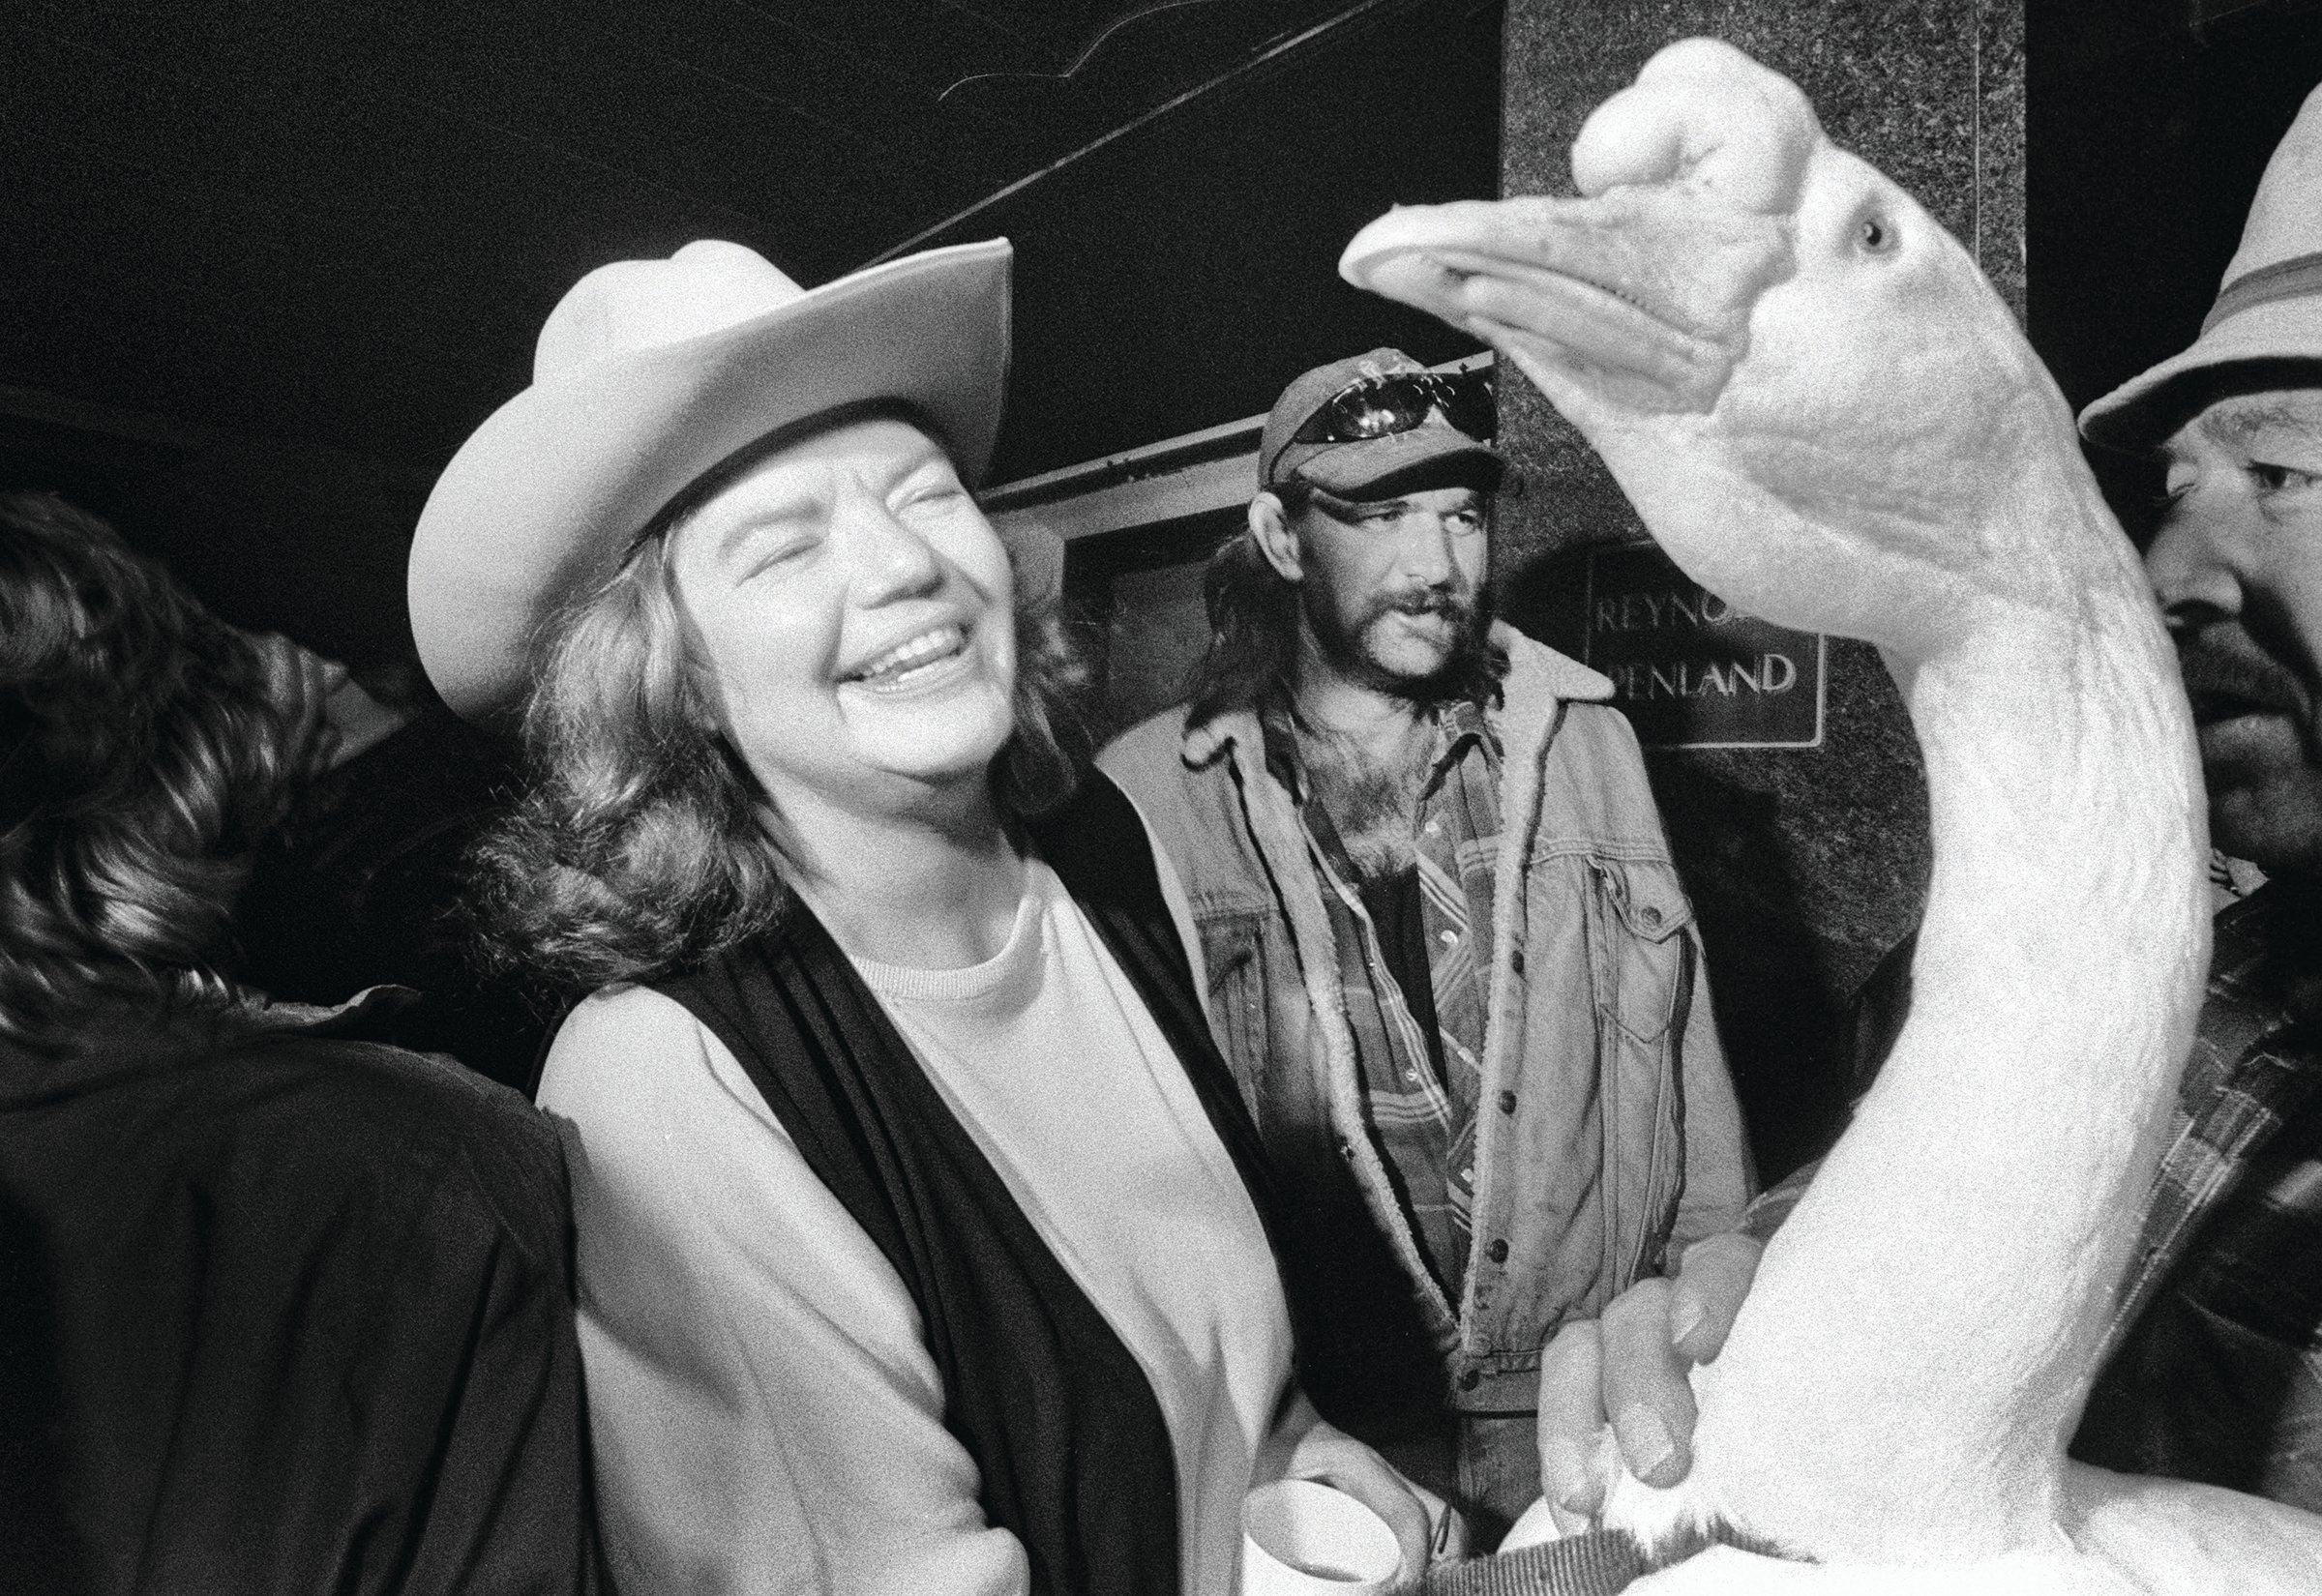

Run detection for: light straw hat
[[2082, 83, 2322, 450], [408, 238, 1012, 720]]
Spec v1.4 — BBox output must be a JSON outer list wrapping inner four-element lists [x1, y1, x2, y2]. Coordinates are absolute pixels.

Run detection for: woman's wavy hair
[[0, 492, 299, 1044], [474, 465, 1088, 994]]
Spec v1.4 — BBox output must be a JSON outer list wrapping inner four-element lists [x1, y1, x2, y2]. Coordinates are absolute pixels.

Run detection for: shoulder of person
[[209, 1025, 572, 1271], [549, 980, 704, 1053], [538, 983, 717, 1113], [1491, 628, 1663, 797], [1095, 702, 1199, 784], [1496, 622, 1617, 708]]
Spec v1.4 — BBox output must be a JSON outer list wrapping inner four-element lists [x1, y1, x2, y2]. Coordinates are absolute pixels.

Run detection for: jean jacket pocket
[[1593, 857, 1696, 1048]]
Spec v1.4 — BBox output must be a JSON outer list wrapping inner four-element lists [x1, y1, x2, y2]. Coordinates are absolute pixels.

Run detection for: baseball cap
[[1259, 348, 1504, 497]]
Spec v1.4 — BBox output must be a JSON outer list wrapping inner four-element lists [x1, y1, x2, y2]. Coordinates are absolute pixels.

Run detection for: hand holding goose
[[1343, 38, 2322, 1594]]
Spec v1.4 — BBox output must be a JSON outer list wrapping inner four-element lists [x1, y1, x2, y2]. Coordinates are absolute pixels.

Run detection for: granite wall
[[1493, 0, 2024, 1178]]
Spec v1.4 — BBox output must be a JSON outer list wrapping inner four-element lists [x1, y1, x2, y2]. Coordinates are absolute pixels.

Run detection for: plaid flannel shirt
[[2070, 882, 2322, 1507], [1755, 885, 2322, 1509], [1262, 698, 1503, 1299]]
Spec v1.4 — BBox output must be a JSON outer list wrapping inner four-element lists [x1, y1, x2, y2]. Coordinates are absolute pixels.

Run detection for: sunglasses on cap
[[1290, 369, 1498, 448]]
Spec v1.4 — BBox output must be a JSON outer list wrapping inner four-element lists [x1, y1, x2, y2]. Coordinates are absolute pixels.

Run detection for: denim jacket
[[1099, 626, 1752, 1413]]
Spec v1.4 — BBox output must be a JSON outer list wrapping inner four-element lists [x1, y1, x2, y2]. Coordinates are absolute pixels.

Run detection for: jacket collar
[[0, 984, 419, 1099]]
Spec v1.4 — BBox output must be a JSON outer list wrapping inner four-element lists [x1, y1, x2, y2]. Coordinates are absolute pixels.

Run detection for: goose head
[[1341, 39, 2110, 665]]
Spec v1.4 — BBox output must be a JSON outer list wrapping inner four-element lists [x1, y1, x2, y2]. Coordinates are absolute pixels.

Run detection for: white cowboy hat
[[408, 237, 1015, 720], [2082, 82, 2322, 449]]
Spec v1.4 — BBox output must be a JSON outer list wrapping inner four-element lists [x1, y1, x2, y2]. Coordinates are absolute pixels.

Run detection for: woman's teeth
[[850, 624, 968, 690]]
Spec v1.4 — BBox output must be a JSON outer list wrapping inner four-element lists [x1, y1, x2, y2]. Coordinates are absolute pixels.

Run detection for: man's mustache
[[1366, 587, 1474, 625], [2175, 627, 2308, 722]]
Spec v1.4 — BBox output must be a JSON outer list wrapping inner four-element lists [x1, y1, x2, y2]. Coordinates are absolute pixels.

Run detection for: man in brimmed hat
[[1532, 79, 2322, 1525], [2064, 77, 2322, 1511], [1101, 348, 1749, 1541]]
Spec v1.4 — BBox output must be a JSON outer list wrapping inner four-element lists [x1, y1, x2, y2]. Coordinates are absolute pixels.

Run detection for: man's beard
[[2173, 621, 2322, 872], [2175, 624, 2313, 738], [1302, 581, 1495, 703]]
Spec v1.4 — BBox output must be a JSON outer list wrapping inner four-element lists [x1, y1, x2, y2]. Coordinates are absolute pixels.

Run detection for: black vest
[[653, 774, 1290, 1596]]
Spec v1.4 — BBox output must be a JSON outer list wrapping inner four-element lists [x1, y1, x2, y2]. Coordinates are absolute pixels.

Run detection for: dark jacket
[[0, 990, 602, 1595]]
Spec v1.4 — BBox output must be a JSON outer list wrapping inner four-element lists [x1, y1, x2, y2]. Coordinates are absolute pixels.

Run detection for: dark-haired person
[[411, 241, 1446, 1596], [1100, 349, 1751, 1541], [0, 491, 600, 1595]]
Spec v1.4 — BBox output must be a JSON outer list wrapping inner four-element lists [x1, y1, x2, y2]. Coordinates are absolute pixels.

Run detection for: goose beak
[[1340, 189, 1791, 414]]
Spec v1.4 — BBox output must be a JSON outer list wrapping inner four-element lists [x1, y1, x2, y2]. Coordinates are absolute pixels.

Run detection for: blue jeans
[[1372, 1409, 1542, 1549]]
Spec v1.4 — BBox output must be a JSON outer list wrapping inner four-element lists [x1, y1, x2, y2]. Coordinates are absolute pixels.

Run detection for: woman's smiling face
[[666, 412, 1017, 824]]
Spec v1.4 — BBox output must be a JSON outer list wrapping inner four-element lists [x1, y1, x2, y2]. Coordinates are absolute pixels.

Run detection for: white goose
[[1340, 39, 2322, 1596]]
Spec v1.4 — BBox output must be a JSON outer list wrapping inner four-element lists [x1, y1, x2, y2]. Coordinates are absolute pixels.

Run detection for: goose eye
[[1859, 214, 1895, 253]]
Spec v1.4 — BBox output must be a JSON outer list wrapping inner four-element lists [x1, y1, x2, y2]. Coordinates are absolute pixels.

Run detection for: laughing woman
[[407, 240, 1439, 1595]]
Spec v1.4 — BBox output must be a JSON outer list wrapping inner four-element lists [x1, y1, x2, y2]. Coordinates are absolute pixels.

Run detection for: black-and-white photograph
[[6, 2, 2322, 1591]]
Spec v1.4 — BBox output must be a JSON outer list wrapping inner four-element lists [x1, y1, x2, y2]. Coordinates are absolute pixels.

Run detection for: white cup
[[1239, 1478, 1402, 1596]]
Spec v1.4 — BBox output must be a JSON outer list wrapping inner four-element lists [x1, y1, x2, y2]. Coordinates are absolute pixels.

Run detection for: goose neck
[[1693, 541, 2209, 1560]]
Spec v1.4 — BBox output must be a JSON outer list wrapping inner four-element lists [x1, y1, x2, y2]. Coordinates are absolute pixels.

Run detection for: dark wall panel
[[959, 0, 1506, 482]]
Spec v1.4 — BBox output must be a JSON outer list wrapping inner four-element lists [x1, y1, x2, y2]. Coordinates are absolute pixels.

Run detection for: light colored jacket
[[1099, 625, 1752, 1411]]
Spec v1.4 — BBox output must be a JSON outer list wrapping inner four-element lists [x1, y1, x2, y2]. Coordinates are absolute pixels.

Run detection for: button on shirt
[[1263, 699, 1503, 1299]]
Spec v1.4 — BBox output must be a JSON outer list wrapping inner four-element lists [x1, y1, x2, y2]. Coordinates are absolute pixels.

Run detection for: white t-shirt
[[539, 858, 1295, 1596]]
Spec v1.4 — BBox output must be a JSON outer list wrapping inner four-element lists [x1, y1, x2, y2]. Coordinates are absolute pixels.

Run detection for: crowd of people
[[5, 69, 2322, 1596]]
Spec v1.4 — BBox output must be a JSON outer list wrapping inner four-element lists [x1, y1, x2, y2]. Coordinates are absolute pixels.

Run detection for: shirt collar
[[1253, 694, 1499, 810]]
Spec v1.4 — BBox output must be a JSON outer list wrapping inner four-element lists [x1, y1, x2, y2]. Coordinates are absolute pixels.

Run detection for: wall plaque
[[1582, 541, 1826, 750]]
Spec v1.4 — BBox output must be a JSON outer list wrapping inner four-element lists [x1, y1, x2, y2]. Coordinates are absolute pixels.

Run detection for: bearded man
[[1100, 349, 1750, 1541]]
